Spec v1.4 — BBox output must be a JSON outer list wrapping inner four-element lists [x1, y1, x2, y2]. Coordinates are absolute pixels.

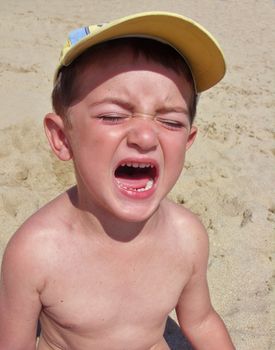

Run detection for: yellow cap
[[55, 11, 226, 92]]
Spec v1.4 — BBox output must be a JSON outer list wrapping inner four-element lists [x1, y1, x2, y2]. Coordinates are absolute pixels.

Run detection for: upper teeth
[[121, 162, 154, 168]]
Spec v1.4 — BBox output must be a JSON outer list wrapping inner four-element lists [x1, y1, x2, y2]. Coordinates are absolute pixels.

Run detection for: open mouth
[[114, 161, 157, 193]]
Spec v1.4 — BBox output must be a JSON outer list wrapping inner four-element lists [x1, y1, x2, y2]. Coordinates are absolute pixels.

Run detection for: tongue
[[116, 175, 151, 189]]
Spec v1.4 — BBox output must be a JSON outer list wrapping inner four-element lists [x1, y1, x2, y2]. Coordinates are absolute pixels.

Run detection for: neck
[[67, 186, 158, 244]]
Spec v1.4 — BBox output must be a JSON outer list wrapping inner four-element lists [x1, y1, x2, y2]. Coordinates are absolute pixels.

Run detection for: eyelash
[[156, 118, 184, 130], [97, 114, 129, 123], [96, 113, 186, 130]]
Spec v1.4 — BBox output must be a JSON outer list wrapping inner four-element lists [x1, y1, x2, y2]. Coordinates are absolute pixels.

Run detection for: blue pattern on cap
[[68, 27, 90, 46]]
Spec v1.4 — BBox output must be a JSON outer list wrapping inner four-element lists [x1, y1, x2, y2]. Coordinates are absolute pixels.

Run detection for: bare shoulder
[[162, 198, 208, 235], [160, 199, 209, 264], [1, 189, 74, 288]]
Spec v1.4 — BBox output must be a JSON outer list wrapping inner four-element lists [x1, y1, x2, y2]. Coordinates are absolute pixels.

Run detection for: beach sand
[[0, 1, 274, 349]]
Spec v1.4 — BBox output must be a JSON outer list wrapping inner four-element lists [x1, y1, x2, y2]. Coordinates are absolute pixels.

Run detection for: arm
[[176, 219, 235, 350], [0, 229, 43, 350]]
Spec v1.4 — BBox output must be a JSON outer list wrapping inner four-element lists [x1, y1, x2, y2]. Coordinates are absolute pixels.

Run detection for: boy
[[0, 12, 235, 350]]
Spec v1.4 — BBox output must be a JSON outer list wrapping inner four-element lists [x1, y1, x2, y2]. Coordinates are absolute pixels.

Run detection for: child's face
[[48, 48, 197, 222]]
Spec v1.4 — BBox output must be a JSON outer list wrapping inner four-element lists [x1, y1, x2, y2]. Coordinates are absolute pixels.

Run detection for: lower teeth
[[119, 178, 154, 192], [137, 179, 154, 192]]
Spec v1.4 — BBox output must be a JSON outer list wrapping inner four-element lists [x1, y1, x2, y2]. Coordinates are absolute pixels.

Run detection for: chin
[[108, 200, 160, 224]]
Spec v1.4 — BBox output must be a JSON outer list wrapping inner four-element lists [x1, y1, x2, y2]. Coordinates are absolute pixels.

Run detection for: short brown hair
[[52, 37, 198, 124]]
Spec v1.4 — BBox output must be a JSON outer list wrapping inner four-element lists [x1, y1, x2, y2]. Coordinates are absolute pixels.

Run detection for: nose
[[126, 117, 159, 152]]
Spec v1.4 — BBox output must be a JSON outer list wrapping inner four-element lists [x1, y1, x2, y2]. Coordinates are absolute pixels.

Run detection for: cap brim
[[56, 11, 226, 92]]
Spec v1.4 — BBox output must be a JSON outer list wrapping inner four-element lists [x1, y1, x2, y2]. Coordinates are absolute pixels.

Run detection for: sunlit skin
[[0, 48, 235, 350], [55, 49, 197, 232]]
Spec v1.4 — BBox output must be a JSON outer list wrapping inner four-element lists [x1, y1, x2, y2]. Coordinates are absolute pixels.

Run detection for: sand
[[0, 1, 274, 349]]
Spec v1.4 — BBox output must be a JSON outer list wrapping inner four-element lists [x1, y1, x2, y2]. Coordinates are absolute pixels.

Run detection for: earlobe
[[44, 113, 72, 161], [186, 126, 197, 150]]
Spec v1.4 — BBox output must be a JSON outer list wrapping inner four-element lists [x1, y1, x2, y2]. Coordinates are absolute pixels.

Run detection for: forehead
[[73, 47, 193, 106]]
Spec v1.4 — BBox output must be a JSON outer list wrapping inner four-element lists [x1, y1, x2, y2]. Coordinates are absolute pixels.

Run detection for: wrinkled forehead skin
[[72, 45, 192, 103]]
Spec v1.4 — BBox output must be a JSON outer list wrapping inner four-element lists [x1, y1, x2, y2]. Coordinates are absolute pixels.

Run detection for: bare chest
[[40, 240, 191, 333]]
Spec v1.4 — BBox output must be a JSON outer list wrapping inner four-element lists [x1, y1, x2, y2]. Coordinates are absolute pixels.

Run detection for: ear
[[186, 125, 198, 150], [44, 113, 72, 161]]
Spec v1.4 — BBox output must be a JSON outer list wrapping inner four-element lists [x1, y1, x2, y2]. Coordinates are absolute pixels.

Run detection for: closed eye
[[97, 113, 130, 124], [156, 117, 185, 130]]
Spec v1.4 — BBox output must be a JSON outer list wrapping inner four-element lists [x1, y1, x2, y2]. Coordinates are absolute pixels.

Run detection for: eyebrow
[[88, 97, 189, 115], [156, 106, 189, 115], [88, 97, 134, 111]]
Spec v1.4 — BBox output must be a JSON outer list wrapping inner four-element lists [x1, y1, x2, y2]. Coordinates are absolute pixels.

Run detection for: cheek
[[162, 133, 188, 160], [162, 134, 188, 178], [69, 126, 125, 169]]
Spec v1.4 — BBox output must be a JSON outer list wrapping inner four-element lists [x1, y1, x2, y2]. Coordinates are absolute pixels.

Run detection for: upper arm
[[175, 213, 236, 349], [175, 215, 213, 330], [0, 228, 44, 349]]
